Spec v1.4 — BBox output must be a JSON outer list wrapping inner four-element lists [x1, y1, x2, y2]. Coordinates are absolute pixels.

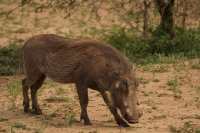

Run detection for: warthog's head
[[109, 67, 142, 123]]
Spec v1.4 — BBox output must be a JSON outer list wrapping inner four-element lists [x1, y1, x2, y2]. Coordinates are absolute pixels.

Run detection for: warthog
[[22, 34, 142, 127]]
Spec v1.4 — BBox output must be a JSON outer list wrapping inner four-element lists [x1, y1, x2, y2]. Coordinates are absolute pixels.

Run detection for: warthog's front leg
[[30, 75, 45, 115], [101, 91, 129, 127], [30, 86, 42, 115], [76, 84, 91, 125]]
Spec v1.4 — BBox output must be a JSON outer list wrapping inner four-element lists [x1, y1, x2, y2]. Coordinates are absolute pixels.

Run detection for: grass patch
[[7, 80, 21, 108], [64, 112, 76, 126], [191, 64, 200, 70], [195, 86, 200, 95], [152, 79, 160, 82], [169, 121, 200, 133], [0, 117, 8, 122], [12, 122, 27, 129], [167, 79, 178, 87], [141, 64, 169, 73], [45, 96, 70, 103], [55, 87, 65, 95], [167, 78, 182, 99], [153, 115, 167, 120], [138, 77, 149, 84], [194, 114, 200, 120], [43, 80, 58, 88], [141, 91, 150, 96], [151, 65, 169, 73]]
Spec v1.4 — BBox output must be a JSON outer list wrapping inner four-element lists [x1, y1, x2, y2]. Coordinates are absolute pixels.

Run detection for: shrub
[[7, 80, 21, 108], [0, 44, 22, 75], [149, 27, 200, 57], [103, 26, 150, 62], [104, 26, 200, 64]]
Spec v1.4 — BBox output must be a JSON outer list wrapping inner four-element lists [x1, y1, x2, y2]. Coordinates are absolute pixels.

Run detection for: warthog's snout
[[123, 108, 143, 124]]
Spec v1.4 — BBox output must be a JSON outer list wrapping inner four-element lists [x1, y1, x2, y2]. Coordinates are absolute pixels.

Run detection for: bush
[[0, 44, 22, 75], [150, 27, 200, 57], [104, 26, 150, 61], [104, 26, 200, 64]]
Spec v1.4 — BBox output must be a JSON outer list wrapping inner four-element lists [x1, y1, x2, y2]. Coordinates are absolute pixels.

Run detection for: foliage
[[7, 80, 21, 108], [104, 26, 150, 62], [0, 44, 22, 75], [104, 26, 200, 64], [169, 121, 200, 133], [150, 27, 200, 57], [64, 112, 76, 126]]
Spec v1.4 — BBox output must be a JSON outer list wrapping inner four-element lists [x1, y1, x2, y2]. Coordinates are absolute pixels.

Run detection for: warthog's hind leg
[[22, 78, 30, 113], [30, 75, 46, 115], [76, 84, 91, 125]]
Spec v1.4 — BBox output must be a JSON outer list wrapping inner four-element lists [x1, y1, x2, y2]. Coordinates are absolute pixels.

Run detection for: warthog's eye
[[120, 79, 129, 94], [122, 80, 128, 89], [115, 79, 128, 94], [112, 71, 120, 80]]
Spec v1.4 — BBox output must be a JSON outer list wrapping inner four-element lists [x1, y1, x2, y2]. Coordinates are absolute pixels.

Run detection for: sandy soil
[[0, 62, 200, 133]]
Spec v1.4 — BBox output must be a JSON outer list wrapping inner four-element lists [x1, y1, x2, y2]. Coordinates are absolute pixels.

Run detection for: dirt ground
[[0, 1, 200, 133], [0, 62, 200, 133]]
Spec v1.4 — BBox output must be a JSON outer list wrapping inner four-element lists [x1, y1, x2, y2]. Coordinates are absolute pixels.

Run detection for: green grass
[[45, 96, 70, 103], [151, 65, 169, 73], [7, 80, 21, 108], [0, 117, 8, 122], [153, 115, 167, 120], [55, 87, 65, 95], [141, 64, 169, 73], [141, 91, 150, 96], [12, 122, 27, 130], [167, 79, 178, 87], [191, 62, 200, 70], [152, 79, 160, 82], [138, 77, 149, 84], [195, 86, 200, 95], [64, 112, 76, 126], [169, 121, 200, 133], [167, 78, 182, 99]]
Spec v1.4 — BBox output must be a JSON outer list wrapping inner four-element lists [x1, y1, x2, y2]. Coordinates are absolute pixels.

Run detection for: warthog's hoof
[[127, 119, 138, 124], [84, 121, 92, 126], [31, 108, 42, 115], [124, 114, 139, 124], [81, 118, 92, 126], [24, 107, 30, 113], [117, 120, 130, 127]]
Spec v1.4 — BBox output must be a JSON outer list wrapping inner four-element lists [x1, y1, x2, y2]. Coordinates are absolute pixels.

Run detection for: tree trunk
[[154, 0, 175, 38], [143, 0, 151, 38], [181, 0, 188, 29]]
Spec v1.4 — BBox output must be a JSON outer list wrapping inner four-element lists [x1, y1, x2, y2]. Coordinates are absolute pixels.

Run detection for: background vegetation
[[1, 0, 200, 75]]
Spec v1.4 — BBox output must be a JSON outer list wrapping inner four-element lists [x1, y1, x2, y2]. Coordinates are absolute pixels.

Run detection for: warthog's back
[[23, 34, 131, 83]]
